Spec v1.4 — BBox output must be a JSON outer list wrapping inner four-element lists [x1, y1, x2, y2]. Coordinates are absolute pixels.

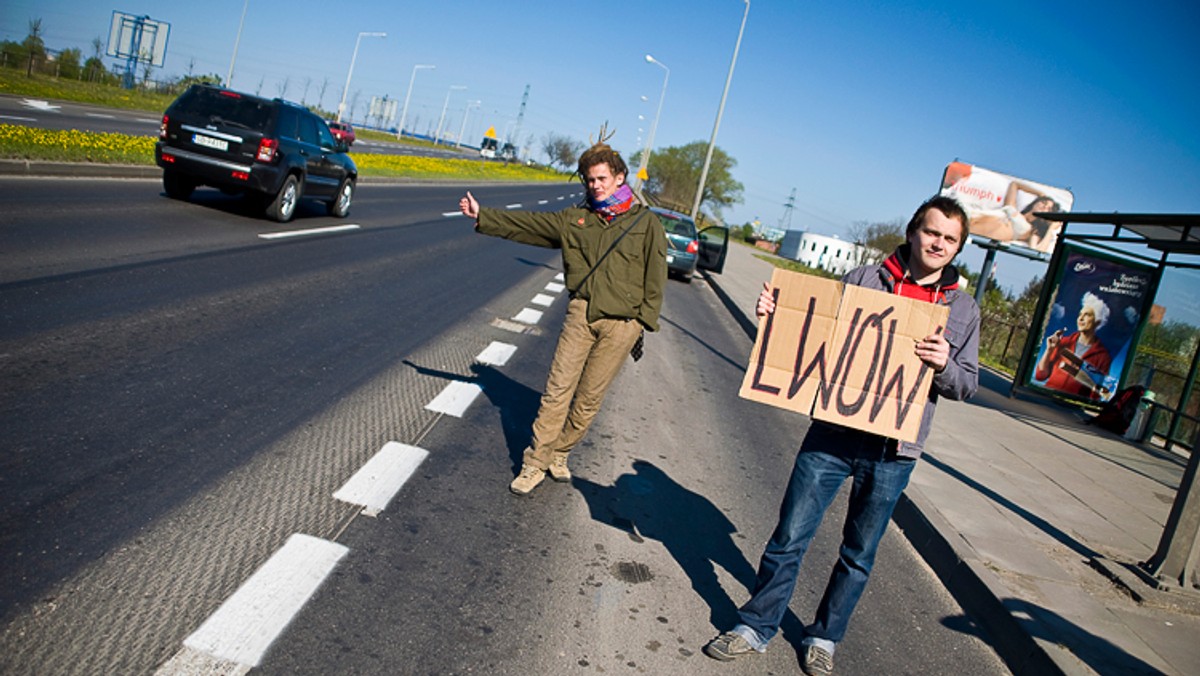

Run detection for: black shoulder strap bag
[[569, 209, 650, 361]]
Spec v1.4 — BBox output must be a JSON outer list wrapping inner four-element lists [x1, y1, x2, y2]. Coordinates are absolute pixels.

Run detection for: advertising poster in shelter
[[939, 161, 1074, 254], [739, 269, 948, 443], [1024, 244, 1157, 403]]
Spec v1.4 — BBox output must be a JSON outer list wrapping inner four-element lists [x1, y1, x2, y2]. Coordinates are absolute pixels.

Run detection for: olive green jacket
[[476, 203, 668, 331]]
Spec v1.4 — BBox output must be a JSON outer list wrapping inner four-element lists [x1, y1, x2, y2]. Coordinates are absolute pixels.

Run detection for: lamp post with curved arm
[[636, 55, 669, 190], [336, 31, 386, 123], [434, 85, 466, 145], [396, 64, 434, 139], [690, 0, 750, 220], [456, 100, 481, 149]]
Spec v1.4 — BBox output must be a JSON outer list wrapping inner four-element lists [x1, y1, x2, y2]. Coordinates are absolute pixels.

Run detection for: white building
[[778, 231, 865, 276]]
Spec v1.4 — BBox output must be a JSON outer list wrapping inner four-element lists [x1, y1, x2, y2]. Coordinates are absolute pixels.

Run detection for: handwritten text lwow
[[738, 269, 948, 442]]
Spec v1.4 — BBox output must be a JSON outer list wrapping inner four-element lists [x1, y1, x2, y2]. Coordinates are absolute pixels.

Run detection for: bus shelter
[[1011, 212, 1200, 589]]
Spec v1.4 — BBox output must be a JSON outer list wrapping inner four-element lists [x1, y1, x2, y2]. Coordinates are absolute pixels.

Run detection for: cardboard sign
[[739, 269, 949, 442]]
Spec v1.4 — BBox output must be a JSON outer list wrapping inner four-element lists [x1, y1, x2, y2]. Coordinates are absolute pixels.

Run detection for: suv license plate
[[193, 134, 228, 151]]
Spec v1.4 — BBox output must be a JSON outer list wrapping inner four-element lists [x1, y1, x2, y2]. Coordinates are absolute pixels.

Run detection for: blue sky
[[4, 0, 1199, 301]]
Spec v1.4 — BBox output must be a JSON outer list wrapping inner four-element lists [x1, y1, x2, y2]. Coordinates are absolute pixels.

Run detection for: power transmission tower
[[778, 188, 796, 230], [509, 85, 529, 159]]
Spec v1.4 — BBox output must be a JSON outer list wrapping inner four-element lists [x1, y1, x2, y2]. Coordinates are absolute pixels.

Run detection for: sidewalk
[[702, 241, 1200, 676]]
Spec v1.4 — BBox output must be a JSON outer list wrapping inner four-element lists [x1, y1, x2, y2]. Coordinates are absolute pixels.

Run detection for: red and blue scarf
[[589, 184, 635, 221]]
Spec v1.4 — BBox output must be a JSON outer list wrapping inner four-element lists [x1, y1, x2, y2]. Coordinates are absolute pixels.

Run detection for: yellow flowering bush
[[0, 124, 157, 164]]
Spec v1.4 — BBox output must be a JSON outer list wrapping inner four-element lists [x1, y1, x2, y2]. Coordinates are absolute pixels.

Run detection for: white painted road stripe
[[258, 224, 360, 240], [86, 113, 116, 119], [513, 308, 544, 325], [476, 341, 517, 366], [181, 534, 348, 668], [333, 442, 429, 516], [505, 203, 522, 209], [426, 380, 483, 417], [554, 272, 565, 282], [442, 211, 461, 217], [545, 281, 565, 293], [0, 114, 37, 122], [531, 293, 555, 307], [537, 200, 548, 204]]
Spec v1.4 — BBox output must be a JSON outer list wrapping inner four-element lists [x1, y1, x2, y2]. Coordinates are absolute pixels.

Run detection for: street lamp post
[[690, 0, 750, 221], [636, 55, 669, 190], [226, 0, 250, 88], [456, 100, 481, 149], [396, 63, 434, 139], [434, 85, 466, 145], [336, 31, 386, 123]]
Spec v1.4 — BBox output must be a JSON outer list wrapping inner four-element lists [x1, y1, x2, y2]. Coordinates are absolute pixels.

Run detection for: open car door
[[697, 225, 729, 274]]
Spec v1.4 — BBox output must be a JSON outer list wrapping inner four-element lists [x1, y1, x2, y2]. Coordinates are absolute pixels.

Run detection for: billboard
[[939, 161, 1074, 254], [1023, 244, 1158, 403]]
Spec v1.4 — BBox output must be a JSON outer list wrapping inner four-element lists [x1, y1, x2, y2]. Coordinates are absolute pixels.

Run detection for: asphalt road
[[0, 178, 1010, 675]]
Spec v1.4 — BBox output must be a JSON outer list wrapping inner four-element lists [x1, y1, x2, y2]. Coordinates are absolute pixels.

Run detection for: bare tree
[[318, 77, 330, 111], [541, 132, 584, 170], [848, 219, 905, 266], [275, 76, 290, 99], [301, 76, 312, 105]]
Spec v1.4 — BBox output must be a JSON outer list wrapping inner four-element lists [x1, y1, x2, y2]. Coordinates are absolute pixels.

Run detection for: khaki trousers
[[524, 298, 643, 470]]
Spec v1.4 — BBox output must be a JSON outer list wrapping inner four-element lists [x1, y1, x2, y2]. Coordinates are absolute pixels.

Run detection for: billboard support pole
[[974, 244, 999, 305]]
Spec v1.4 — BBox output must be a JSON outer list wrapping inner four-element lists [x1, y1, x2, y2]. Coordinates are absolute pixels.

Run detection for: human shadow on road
[[947, 598, 1164, 674], [922, 453, 1098, 560], [574, 460, 807, 644], [401, 360, 540, 474]]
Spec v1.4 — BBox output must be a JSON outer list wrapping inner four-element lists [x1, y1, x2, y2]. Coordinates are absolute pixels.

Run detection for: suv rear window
[[655, 210, 698, 238], [171, 87, 273, 131]]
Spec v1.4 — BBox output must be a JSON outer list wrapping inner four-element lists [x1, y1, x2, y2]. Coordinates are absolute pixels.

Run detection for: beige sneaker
[[548, 455, 571, 482], [510, 464, 546, 495]]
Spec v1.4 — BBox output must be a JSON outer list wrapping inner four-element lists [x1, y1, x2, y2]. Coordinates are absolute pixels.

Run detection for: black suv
[[155, 84, 357, 222]]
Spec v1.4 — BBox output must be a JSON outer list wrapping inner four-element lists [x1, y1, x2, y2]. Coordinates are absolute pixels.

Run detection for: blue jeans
[[734, 444, 915, 650]]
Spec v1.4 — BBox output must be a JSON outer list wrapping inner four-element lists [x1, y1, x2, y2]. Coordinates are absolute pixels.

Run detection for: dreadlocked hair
[[577, 122, 628, 179]]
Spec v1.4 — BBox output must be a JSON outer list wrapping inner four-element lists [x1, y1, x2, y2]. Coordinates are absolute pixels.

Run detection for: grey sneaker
[[802, 644, 834, 676], [509, 464, 546, 496], [703, 631, 757, 661], [548, 455, 571, 482]]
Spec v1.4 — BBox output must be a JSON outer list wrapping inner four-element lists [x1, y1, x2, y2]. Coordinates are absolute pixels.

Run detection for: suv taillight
[[256, 138, 278, 163], [159, 114, 168, 140], [687, 240, 699, 254]]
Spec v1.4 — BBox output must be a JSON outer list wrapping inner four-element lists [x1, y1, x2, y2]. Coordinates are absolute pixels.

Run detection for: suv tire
[[267, 174, 301, 222], [163, 171, 196, 200], [328, 178, 354, 218]]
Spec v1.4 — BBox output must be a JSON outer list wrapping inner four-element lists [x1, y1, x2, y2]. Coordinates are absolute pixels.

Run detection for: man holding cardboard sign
[[705, 196, 980, 675]]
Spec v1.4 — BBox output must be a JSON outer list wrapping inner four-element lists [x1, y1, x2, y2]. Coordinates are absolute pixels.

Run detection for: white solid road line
[[476, 341, 517, 366], [166, 534, 348, 671], [258, 224, 360, 240], [334, 442, 429, 517], [425, 380, 483, 417]]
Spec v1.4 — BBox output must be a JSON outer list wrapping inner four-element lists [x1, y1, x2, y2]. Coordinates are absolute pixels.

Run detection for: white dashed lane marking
[[173, 534, 348, 669], [425, 380, 483, 417], [531, 293, 555, 307], [333, 442, 429, 516], [512, 308, 544, 325], [545, 282, 565, 293], [258, 225, 360, 240], [476, 341, 517, 366]]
